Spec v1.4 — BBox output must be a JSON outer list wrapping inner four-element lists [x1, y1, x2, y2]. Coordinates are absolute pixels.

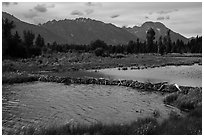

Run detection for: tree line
[[3, 18, 45, 59], [2, 18, 202, 59]]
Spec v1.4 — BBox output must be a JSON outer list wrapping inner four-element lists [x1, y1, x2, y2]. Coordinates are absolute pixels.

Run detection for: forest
[[2, 18, 202, 59]]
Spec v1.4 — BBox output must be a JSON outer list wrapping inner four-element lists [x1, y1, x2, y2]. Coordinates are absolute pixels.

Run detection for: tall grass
[[164, 88, 202, 111], [7, 107, 201, 135], [2, 75, 39, 84]]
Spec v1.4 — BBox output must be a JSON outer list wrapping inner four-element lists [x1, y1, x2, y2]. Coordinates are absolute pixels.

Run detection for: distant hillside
[[40, 18, 139, 45], [2, 12, 66, 44], [124, 21, 189, 43], [3, 12, 189, 45], [3, 12, 138, 45]]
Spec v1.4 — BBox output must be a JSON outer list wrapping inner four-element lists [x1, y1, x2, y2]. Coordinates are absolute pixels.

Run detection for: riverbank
[[2, 74, 202, 135], [3, 78, 201, 135], [3, 52, 202, 74], [2, 52, 202, 135]]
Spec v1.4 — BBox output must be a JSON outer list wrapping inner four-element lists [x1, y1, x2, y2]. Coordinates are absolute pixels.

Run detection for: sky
[[2, 2, 202, 38]]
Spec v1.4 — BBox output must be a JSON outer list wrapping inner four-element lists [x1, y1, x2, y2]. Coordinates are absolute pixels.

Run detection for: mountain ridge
[[124, 21, 189, 43], [3, 12, 189, 45]]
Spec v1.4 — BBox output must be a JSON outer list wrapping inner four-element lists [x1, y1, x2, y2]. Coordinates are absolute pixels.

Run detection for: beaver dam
[[2, 64, 202, 134]]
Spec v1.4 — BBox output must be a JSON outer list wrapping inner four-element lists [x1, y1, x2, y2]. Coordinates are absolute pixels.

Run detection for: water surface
[[94, 64, 202, 87], [3, 82, 181, 134]]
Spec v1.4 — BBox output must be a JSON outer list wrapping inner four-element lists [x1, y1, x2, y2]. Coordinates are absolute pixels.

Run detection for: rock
[[122, 67, 128, 70], [159, 83, 181, 93]]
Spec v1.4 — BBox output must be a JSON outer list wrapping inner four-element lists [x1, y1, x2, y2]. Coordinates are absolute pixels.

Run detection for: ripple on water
[[2, 82, 182, 134]]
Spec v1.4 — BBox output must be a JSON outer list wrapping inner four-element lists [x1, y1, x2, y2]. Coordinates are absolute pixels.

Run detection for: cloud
[[85, 9, 94, 15], [157, 15, 170, 20], [157, 9, 178, 14], [157, 16, 165, 20], [148, 12, 153, 15], [2, 2, 18, 6], [2, 2, 10, 6], [111, 14, 120, 18], [71, 10, 84, 16], [34, 4, 47, 13], [145, 16, 149, 19], [24, 9, 38, 19], [85, 2, 102, 7], [47, 4, 55, 8]]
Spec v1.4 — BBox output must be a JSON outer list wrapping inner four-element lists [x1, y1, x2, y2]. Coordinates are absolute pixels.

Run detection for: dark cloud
[[85, 9, 94, 15], [24, 9, 38, 19], [111, 14, 120, 18], [157, 16, 165, 20], [157, 9, 178, 14], [3, 2, 18, 6], [145, 16, 149, 19], [71, 10, 84, 16], [157, 16, 170, 20], [2, 2, 10, 6], [85, 2, 102, 7], [34, 4, 47, 13]]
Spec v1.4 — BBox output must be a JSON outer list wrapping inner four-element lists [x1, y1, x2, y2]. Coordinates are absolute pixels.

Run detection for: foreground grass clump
[[2, 74, 39, 84], [10, 118, 158, 135], [164, 87, 202, 111], [155, 108, 202, 135], [11, 107, 201, 135]]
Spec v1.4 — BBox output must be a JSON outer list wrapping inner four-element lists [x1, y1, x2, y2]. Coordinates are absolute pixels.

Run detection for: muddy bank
[[2, 82, 182, 134]]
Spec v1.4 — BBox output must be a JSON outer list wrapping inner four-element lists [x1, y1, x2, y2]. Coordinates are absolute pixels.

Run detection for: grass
[[164, 87, 202, 111], [7, 107, 201, 135], [2, 73, 39, 84], [7, 118, 159, 135], [2, 53, 202, 135], [164, 92, 179, 104], [2, 53, 201, 74], [156, 108, 202, 135]]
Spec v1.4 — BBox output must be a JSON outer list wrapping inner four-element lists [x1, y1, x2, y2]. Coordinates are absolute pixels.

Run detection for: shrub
[[164, 88, 202, 111], [2, 62, 16, 72], [163, 92, 178, 104], [94, 48, 104, 56]]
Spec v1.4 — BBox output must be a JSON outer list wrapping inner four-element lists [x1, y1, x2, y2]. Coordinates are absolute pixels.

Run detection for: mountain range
[[3, 12, 189, 45], [124, 22, 189, 43]]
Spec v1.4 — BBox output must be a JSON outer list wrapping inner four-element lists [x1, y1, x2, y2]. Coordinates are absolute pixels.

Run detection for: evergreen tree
[[10, 31, 23, 57], [163, 36, 167, 53], [23, 30, 35, 57], [90, 39, 108, 51], [35, 34, 45, 48], [158, 36, 165, 55], [2, 18, 15, 57], [146, 28, 155, 53], [166, 29, 172, 53], [23, 30, 35, 48]]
